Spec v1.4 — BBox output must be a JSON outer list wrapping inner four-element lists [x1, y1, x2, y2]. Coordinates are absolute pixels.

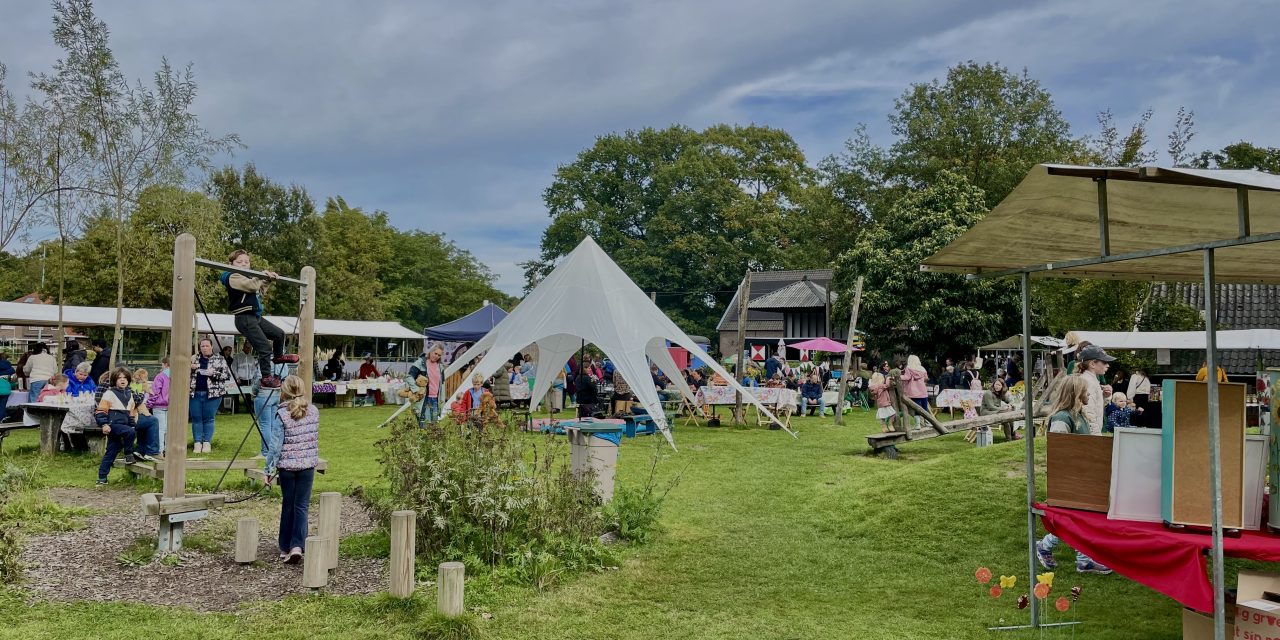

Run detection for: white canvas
[[1108, 428, 1163, 522], [1245, 435, 1266, 530], [439, 236, 793, 448]]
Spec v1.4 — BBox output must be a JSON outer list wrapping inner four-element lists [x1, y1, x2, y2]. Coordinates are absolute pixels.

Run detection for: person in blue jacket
[[66, 362, 97, 397], [799, 372, 826, 416]]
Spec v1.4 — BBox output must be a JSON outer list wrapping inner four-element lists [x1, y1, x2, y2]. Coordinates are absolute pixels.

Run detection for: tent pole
[[1020, 272, 1039, 628], [1204, 249, 1225, 640]]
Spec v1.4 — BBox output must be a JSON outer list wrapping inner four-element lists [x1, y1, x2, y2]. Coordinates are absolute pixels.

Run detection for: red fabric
[[1037, 503, 1280, 612]]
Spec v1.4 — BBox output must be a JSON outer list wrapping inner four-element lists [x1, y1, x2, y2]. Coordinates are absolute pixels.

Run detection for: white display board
[[1108, 428, 1163, 522]]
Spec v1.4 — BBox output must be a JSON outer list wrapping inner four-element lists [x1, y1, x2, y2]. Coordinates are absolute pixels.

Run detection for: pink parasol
[[788, 337, 856, 353]]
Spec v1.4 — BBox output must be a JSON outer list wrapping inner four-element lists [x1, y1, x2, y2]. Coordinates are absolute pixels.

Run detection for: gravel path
[[20, 487, 387, 612]]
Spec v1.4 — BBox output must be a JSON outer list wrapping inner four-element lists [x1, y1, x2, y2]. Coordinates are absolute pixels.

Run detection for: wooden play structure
[[141, 233, 318, 552]]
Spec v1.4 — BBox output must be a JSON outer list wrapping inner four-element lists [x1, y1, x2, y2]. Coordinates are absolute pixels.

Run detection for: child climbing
[[221, 249, 298, 389]]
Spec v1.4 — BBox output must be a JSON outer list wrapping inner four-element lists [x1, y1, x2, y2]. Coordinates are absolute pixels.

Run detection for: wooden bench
[[0, 422, 37, 454]]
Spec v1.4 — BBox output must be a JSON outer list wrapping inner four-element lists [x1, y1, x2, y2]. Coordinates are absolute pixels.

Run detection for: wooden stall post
[[303, 536, 328, 590], [390, 510, 416, 598], [235, 517, 259, 564], [835, 277, 864, 426], [733, 272, 751, 425], [165, 234, 196, 500], [437, 561, 465, 617], [299, 266, 316, 405], [318, 491, 341, 571]]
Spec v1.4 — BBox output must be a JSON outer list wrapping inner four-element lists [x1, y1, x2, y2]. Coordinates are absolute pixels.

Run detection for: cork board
[[1169, 381, 1246, 528], [1046, 433, 1113, 512]]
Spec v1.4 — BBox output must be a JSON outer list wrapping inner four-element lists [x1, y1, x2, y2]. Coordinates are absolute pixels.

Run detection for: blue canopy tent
[[424, 304, 509, 342]]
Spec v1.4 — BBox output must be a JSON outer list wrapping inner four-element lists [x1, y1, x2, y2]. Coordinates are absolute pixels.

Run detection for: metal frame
[[952, 171, 1273, 640]]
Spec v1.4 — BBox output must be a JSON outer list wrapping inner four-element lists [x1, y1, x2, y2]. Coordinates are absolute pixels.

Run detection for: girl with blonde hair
[[275, 374, 319, 564], [900, 355, 930, 429]]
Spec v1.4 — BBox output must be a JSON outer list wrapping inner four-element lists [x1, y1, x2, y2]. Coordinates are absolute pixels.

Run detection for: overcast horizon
[[4, 1, 1277, 295]]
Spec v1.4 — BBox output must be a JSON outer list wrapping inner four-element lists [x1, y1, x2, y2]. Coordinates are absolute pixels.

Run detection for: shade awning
[[1070, 329, 1280, 351], [979, 335, 1065, 351], [921, 164, 1280, 283], [424, 304, 508, 341]]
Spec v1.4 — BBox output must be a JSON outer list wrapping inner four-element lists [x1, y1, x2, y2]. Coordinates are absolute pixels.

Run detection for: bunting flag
[[750, 344, 767, 361], [799, 349, 810, 362]]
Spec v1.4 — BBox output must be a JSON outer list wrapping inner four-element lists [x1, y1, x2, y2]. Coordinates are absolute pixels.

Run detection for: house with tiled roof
[[715, 269, 843, 359], [1153, 283, 1280, 375]]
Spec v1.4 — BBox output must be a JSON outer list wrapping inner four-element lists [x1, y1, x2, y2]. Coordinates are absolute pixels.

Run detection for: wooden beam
[[437, 561, 465, 617], [733, 271, 751, 425], [141, 493, 227, 516], [235, 517, 259, 564], [303, 536, 328, 589], [165, 234, 195, 499], [834, 277, 863, 426], [300, 266, 317, 405], [318, 492, 342, 571]]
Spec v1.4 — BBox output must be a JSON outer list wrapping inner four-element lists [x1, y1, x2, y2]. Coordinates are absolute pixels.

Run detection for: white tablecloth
[[934, 389, 985, 409], [698, 386, 797, 407]]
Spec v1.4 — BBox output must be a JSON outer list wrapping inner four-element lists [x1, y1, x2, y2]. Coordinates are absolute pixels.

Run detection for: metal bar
[[194, 258, 308, 287], [955, 229, 1280, 280], [1238, 187, 1251, 238], [1204, 249, 1225, 640], [1097, 178, 1110, 257], [1020, 272, 1039, 629], [989, 622, 1082, 631]]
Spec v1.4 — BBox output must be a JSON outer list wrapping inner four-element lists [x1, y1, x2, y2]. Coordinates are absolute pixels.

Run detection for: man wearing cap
[[1075, 344, 1115, 435]]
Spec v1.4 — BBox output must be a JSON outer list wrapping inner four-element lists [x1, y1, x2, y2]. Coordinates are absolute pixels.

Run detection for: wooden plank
[[1045, 433, 1113, 513], [390, 510, 416, 598], [117, 461, 163, 479], [183, 459, 259, 471], [1164, 380, 1246, 528], [235, 517, 259, 564], [166, 234, 196, 499], [145, 493, 226, 516]]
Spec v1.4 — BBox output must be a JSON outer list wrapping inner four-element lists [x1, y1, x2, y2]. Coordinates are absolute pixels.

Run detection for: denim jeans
[[801, 396, 826, 416], [29, 379, 47, 400], [255, 390, 283, 472], [189, 391, 221, 444], [418, 396, 440, 425], [235, 314, 286, 380], [1038, 533, 1095, 565], [153, 408, 168, 452], [97, 424, 137, 481], [135, 414, 159, 456], [277, 467, 315, 553]]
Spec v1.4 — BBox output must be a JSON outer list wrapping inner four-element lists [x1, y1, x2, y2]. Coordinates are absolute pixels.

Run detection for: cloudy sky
[[3, 1, 1277, 293]]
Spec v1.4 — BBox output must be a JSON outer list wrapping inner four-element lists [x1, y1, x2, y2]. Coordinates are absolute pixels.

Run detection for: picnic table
[[697, 386, 797, 407]]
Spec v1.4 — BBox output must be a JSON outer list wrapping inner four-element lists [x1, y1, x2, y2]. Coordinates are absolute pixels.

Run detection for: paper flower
[[1016, 595, 1029, 610], [1034, 582, 1051, 599], [1070, 586, 1082, 602], [989, 586, 1003, 598], [1036, 572, 1054, 588], [999, 575, 1017, 588], [975, 567, 993, 584], [1055, 597, 1070, 612]]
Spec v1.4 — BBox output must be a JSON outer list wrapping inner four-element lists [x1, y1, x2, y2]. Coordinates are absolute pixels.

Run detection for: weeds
[[115, 536, 155, 568], [180, 532, 223, 554], [602, 444, 683, 544], [413, 611, 483, 640]]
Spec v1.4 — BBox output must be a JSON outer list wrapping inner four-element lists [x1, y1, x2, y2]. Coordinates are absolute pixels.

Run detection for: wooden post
[[299, 266, 316, 405], [165, 234, 196, 500], [437, 561, 465, 617], [303, 536, 328, 590], [834, 277, 864, 426], [390, 510, 416, 598], [318, 491, 341, 571], [235, 517, 259, 564], [733, 271, 751, 425]]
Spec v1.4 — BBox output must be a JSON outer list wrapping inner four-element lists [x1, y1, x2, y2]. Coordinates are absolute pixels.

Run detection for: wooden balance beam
[[866, 411, 1028, 459], [243, 458, 329, 485], [117, 457, 261, 479]]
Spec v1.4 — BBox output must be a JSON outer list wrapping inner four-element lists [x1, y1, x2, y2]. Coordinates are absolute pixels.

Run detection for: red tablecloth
[[1037, 503, 1280, 612]]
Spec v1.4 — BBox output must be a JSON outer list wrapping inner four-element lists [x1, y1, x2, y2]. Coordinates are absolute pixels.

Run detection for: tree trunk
[[110, 198, 124, 370]]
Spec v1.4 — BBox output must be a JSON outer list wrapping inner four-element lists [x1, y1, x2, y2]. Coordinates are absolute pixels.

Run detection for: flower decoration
[[989, 586, 1003, 598], [1070, 585, 1082, 602], [1016, 595, 1029, 610], [1036, 572, 1054, 588], [1055, 596, 1070, 612], [1033, 582, 1051, 599], [999, 575, 1017, 589], [975, 567, 993, 584]]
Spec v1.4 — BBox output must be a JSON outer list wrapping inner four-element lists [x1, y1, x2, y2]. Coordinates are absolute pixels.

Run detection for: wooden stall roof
[[921, 164, 1280, 283]]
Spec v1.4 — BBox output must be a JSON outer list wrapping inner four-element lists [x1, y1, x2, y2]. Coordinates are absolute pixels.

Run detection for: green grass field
[[0, 404, 1230, 638]]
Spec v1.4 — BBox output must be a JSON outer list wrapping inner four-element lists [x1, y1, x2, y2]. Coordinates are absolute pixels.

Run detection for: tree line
[[528, 61, 1279, 359], [0, 0, 511, 364]]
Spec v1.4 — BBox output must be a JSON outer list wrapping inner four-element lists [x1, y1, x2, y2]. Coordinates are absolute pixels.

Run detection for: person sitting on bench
[[800, 372, 826, 417]]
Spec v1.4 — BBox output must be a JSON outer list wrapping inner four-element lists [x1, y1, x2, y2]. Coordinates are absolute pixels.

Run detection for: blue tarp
[[424, 304, 509, 341]]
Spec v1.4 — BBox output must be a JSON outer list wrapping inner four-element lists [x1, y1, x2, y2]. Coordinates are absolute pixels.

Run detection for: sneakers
[[136, 453, 156, 463], [1035, 542, 1057, 570], [123, 453, 137, 465], [95, 479, 107, 487], [1076, 559, 1113, 575], [285, 547, 303, 564], [272, 354, 300, 364], [261, 375, 282, 389]]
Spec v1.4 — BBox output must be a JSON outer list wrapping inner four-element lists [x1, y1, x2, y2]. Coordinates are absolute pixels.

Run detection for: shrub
[[357, 414, 611, 586], [602, 446, 682, 544]]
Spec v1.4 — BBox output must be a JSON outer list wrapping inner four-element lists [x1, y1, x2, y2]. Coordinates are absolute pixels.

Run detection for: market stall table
[[1037, 503, 1280, 613], [934, 389, 985, 409]]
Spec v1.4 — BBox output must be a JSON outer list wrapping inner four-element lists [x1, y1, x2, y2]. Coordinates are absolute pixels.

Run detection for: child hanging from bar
[[221, 250, 299, 389]]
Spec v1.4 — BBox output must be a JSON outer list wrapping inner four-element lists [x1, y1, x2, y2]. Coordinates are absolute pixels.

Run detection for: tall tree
[[33, 0, 239, 368], [312, 197, 394, 321], [832, 171, 1019, 359], [1193, 142, 1280, 173], [380, 229, 513, 331], [885, 61, 1078, 207], [207, 163, 319, 312], [529, 124, 814, 338]]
